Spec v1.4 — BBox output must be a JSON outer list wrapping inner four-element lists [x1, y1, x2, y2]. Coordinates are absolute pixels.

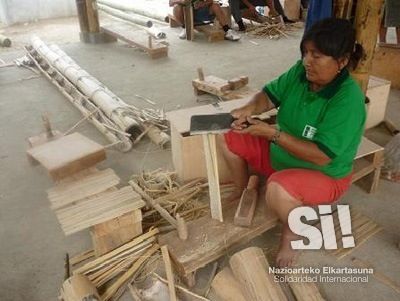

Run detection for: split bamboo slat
[[55, 186, 145, 235], [74, 228, 158, 275], [323, 209, 383, 259], [47, 168, 120, 209]]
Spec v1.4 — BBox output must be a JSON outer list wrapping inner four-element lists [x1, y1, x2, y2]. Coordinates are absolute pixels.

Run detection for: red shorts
[[224, 131, 352, 206]]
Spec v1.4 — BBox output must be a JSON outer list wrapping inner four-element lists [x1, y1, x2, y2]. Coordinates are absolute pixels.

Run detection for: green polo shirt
[[263, 60, 366, 178]]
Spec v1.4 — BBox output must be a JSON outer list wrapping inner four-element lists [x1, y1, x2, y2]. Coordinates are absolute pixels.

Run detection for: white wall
[[0, 0, 77, 25]]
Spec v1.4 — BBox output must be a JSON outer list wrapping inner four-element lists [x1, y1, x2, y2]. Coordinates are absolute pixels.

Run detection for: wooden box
[[91, 209, 143, 257], [365, 76, 391, 129], [167, 98, 251, 183]]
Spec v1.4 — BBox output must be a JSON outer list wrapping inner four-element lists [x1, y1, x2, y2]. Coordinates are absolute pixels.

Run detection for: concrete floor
[[0, 15, 399, 301]]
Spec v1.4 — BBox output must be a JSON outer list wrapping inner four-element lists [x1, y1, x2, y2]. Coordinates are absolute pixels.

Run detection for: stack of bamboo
[[25, 37, 169, 152], [72, 228, 160, 301]]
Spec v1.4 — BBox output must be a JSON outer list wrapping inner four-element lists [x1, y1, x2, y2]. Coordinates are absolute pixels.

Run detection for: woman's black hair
[[300, 18, 364, 69]]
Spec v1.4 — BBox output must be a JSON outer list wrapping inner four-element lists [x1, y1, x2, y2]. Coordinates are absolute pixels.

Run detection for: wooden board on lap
[[27, 132, 106, 181]]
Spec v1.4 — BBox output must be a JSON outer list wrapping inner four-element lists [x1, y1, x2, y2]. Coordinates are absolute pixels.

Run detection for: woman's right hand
[[230, 106, 254, 130]]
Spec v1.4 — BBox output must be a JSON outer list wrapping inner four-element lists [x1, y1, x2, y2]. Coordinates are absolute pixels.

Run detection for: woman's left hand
[[234, 117, 275, 139]]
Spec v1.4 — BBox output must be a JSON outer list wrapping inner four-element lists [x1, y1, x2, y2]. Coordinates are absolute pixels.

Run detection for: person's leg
[[266, 181, 303, 267], [229, 0, 246, 30], [229, 0, 243, 23], [173, 4, 185, 24], [274, 0, 296, 23], [266, 168, 352, 267], [209, 2, 229, 27], [217, 135, 249, 201], [209, 3, 241, 40]]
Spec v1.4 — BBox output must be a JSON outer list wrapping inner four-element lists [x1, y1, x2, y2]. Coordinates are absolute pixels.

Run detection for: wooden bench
[[169, 5, 230, 42], [352, 136, 384, 193]]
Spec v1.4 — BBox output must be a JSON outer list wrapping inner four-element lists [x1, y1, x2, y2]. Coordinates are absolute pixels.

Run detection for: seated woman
[[169, 0, 240, 41], [229, 0, 295, 31], [219, 18, 365, 267]]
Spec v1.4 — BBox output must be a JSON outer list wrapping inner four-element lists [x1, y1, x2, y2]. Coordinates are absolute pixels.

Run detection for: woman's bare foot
[[276, 224, 299, 267]]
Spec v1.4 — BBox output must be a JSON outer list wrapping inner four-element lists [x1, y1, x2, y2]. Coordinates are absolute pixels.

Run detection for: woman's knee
[[265, 180, 301, 209]]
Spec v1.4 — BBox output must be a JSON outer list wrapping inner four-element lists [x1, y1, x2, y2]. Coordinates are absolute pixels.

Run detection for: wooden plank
[[101, 24, 168, 59], [355, 136, 384, 159], [202, 134, 223, 222], [352, 157, 375, 182], [27, 132, 106, 181], [192, 75, 231, 97], [47, 168, 120, 209], [161, 245, 178, 301], [229, 247, 287, 301], [234, 175, 259, 227], [91, 210, 143, 256], [158, 199, 278, 282], [166, 97, 252, 135]]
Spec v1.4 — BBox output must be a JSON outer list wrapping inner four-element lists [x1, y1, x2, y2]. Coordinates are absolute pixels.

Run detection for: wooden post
[[351, 0, 384, 92], [176, 213, 188, 240], [197, 67, 205, 81], [86, 0, 100, 33], [76, 0, 90, 33], [184, 5, 194, 41], [334, 0, 353, 19], [161, 245, 178, 301], [202, 134, 223, 222]]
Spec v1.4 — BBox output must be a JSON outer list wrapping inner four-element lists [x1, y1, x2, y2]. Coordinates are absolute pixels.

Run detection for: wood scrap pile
[[246, 22, 301, 39], [71, 229, 160, 301], [129, 169, 210, 231], [27, 131, 146, 256]]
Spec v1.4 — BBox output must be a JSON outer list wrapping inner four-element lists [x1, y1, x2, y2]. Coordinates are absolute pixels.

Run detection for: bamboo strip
[[70, 249, 95, 266], [48, 168, 120, 209], [101, 244, 160, 301], [84, 239, 154, 275], [74, 229, 158, 274]]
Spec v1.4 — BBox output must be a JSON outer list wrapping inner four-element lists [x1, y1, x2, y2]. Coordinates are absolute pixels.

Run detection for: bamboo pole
[[352, 0, 385, 92], [98, 4, 167, 39], [0, 34, 12, 47], [25, 46, 133, 151], [98, 3, 153, 28], [97, 0, 169, 23], [30, 36, 143, 139]]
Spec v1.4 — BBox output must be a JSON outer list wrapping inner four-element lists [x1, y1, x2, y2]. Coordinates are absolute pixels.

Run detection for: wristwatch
[[271, 127, 281, 144]]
